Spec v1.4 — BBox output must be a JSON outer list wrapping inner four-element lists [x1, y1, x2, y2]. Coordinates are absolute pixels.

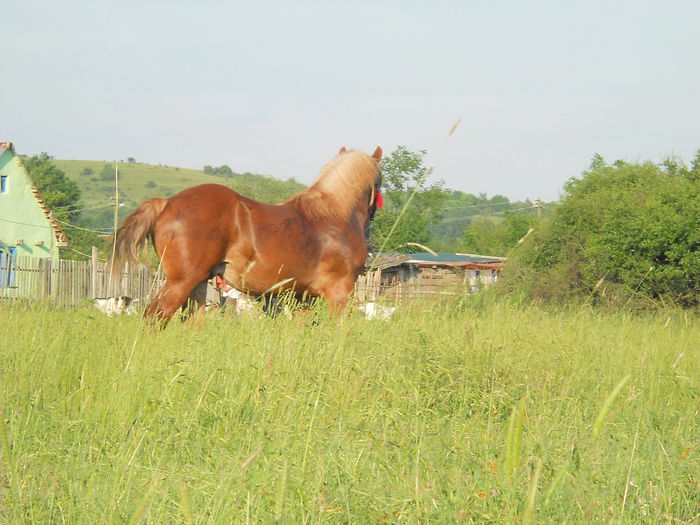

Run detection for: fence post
[[42, 258, 52, 299], [91, 246, 99, 299], [122, 261, 129, 297], [373, 269, 381, 301]]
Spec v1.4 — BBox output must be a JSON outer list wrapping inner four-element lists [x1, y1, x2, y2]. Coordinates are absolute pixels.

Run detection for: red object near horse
[[112, 147, 383, 325]]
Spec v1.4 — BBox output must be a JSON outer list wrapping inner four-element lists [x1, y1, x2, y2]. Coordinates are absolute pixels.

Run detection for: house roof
[[367, 252, 411, 270], [370, 252, 505, 271], [30, 186, 68, 247], [0, 141, 13, 153]]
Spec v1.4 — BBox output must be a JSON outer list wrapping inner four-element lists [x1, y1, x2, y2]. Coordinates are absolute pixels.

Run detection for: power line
[[51, 217, 112, 234], [440, 200, 532, 211], [65, 202, 124, 214], [438, 206, 537, 223], [68, 247, 107, 260], [52, 201, 125, 214], [0, 217, 52, 229], [0, 214, 112, 234]]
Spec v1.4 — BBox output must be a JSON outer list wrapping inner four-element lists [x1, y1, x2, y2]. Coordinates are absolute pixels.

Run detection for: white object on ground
[[358, 302, 396, 321], [222, 288, 256, 313], [94, 296, 138, 316]]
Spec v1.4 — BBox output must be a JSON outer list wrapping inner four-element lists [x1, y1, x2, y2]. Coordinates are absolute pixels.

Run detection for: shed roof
[[370, 252, 505, 271], [405, 252, 505, 264], [403, 252, 504, 270]]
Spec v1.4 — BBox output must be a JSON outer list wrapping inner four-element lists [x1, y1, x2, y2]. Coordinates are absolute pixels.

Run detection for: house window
[[0, 246, 16, 288], [0, 175, 7, 193]]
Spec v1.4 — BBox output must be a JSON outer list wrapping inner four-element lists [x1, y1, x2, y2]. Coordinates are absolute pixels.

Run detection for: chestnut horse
[[112, 147, 383, 324]]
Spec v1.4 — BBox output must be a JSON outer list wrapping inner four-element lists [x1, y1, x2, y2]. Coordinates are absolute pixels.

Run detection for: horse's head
[[368, 147, 383, 221], [338, 146, 383, 247], [338, 146, 383, 221]]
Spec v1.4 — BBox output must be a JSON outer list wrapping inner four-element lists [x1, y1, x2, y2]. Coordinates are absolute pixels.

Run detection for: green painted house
[[0, 141, 67, 263]]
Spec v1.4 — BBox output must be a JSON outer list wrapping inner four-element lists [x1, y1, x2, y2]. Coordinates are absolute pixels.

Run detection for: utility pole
[[113, 163, 120, 236], [108, 163, 120, 295], [534, 199, 542, 217]]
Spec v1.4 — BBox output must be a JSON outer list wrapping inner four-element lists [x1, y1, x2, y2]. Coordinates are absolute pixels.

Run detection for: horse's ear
[[372, 146, 383, 162], [338, 147, 347, 154]]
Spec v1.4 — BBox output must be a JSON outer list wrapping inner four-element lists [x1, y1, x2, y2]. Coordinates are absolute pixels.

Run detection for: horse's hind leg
[[322, 277, 356, 315], [145, 231, 226, 325], [145, 277, 205, 326], [182, 280, 210, 326]]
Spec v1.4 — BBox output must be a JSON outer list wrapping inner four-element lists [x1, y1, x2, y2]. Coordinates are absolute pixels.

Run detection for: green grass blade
[[126, 477, 160, 525], [178, 481, 194, 525], [592, 374, 631, 439], [523, 457, 543, 525], [505, 397, 526, 480]]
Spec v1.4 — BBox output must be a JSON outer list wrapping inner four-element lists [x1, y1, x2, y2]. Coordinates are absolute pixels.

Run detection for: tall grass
[[1, 298, 698, 522]]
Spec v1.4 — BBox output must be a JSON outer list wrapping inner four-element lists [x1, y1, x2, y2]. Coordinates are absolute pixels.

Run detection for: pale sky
[[3, 1, 699, 202]]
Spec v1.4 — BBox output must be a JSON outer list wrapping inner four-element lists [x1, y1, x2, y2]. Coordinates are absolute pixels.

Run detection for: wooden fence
[[354, 266, 492, 302], [1, 255, 492, 310], [0, 254, 164, 308]]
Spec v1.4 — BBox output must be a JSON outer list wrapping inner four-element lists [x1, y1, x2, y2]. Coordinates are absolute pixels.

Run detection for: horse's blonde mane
[[284, 150, 380, 221]]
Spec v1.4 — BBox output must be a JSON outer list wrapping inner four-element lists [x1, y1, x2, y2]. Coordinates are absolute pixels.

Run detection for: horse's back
[[166, 183, 241, 207]]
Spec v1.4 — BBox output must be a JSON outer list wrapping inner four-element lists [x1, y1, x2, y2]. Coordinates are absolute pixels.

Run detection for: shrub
[[501, 151, 700, 307], [99, 164, 115, 181]]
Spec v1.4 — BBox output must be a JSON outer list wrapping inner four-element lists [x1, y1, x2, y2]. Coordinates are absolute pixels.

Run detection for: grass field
[[1, 297, 698, 523]]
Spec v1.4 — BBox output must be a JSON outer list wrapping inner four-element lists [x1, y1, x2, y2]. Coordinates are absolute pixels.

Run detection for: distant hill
[[54, 160, 306, 229], [55, 159, 551, 250]]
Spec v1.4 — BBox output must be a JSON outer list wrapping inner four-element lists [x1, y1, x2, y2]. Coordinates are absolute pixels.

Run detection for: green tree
[[503, 150, 700, 306], [460, 210, 536, 256], [22, 152, 104, 260], [22, 153, 82, 223], [203, 164, 235, 177], [99, 164, 115, 181], [371, 146, 449, 252], [690, 150, 700, 177]]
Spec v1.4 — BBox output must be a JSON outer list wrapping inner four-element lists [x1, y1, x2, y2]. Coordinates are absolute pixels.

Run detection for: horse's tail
[[110, 198, 168, 273]]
